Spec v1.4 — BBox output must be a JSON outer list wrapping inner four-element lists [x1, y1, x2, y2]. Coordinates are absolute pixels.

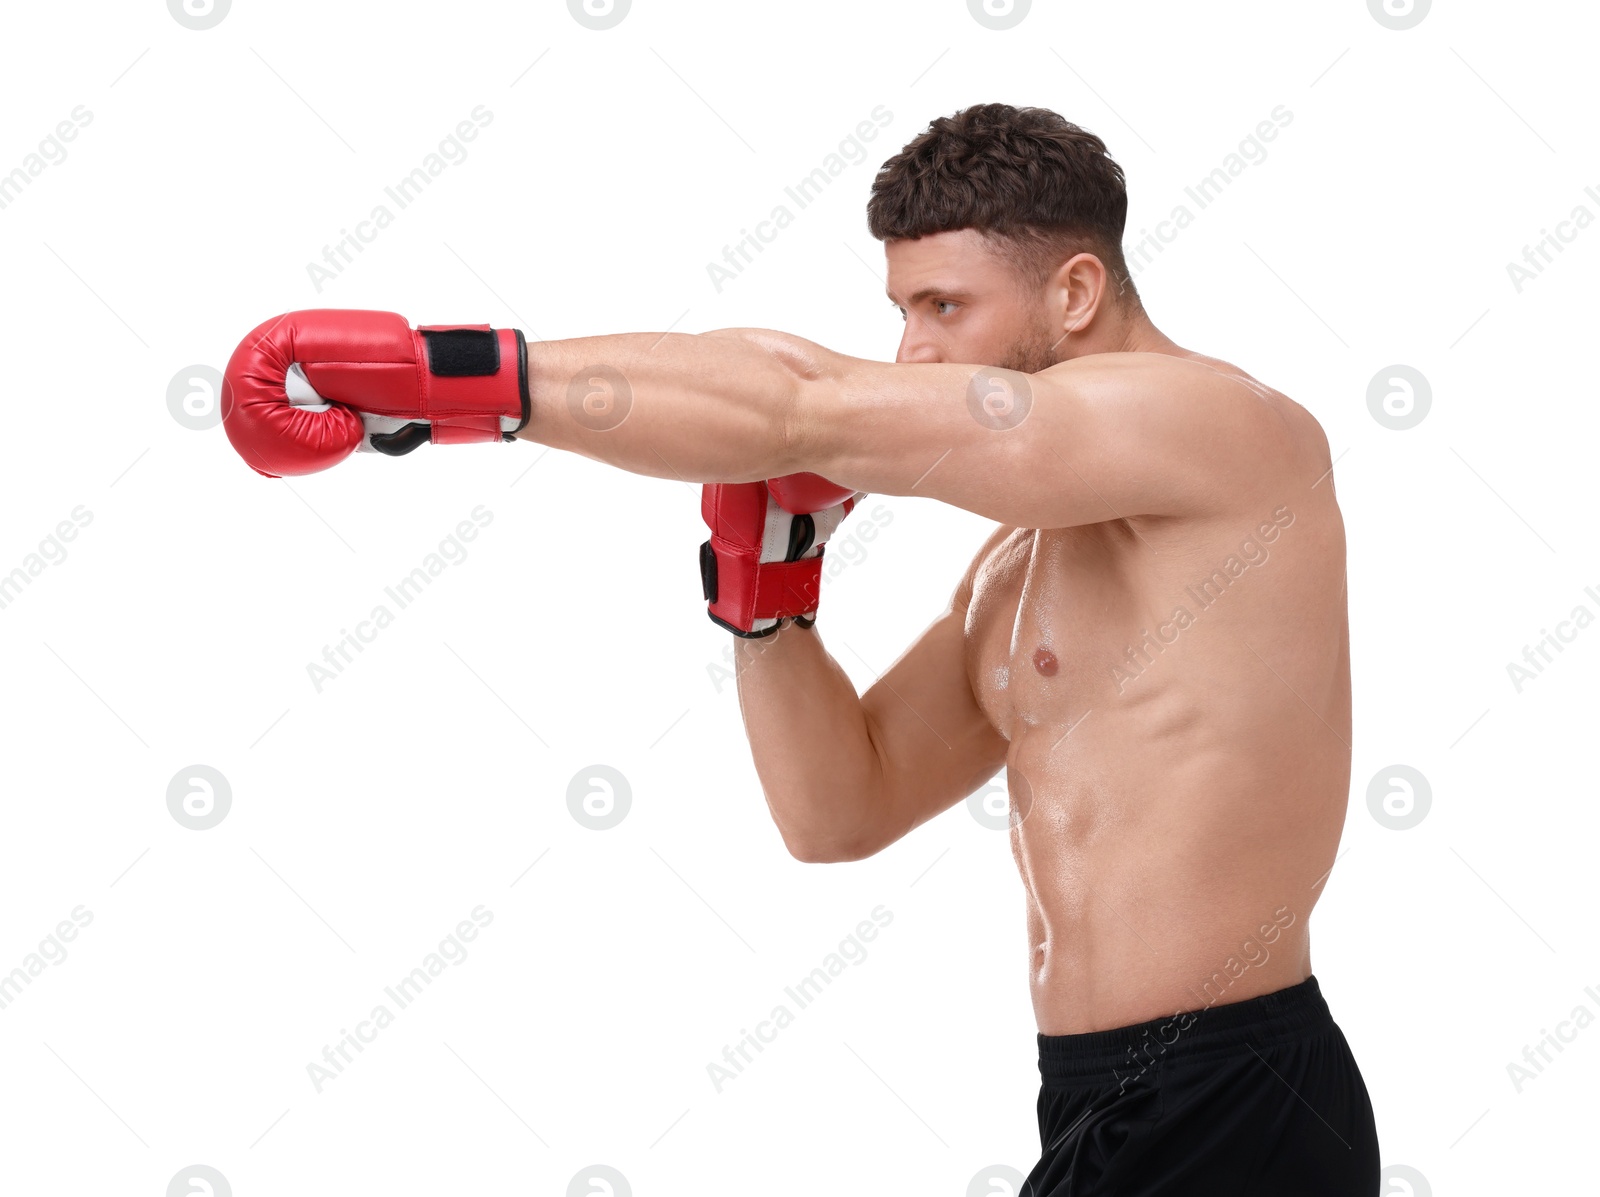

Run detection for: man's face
[[884, 228, 1062, 372]]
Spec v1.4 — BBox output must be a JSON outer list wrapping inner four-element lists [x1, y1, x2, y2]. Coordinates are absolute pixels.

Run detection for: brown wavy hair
[[866, 102, 1137, 303]]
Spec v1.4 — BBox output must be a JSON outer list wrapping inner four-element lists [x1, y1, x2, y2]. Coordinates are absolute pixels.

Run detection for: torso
[[963, 357, 1351, 1034]]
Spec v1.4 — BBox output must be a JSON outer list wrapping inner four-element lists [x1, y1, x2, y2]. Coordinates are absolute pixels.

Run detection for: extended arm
[[521, 327, 1279, 528], [222, 310, 1276, 526]]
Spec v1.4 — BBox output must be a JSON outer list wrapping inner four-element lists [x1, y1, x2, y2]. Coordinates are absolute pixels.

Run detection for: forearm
[[733, 624, 885, 862], [516, 329, 810, 483]]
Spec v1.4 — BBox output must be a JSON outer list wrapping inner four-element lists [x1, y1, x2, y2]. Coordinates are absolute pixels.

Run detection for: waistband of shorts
[[1036, 975, 1335, 1084]]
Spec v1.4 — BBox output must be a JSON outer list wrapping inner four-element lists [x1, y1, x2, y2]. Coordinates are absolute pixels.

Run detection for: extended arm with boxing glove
[[222, 309, 529, 478], [700, 474, 862, 637]]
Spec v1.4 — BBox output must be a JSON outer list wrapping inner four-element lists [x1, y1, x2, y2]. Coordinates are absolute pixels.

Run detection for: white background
[[1, 0, 1595, 1193]]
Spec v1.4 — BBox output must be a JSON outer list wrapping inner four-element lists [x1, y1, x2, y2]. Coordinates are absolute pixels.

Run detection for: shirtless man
[[222, 103, 1378, 1194]]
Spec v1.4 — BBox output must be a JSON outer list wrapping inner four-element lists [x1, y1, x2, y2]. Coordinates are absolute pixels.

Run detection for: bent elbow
[[783, 829, 883, 865], [785, 838, 842, 865]]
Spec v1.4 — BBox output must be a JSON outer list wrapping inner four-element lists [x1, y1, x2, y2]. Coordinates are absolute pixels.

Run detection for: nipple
[[1032, 646, 1058, 677]]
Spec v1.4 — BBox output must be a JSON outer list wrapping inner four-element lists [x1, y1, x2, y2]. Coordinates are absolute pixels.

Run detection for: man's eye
[[891, 301, 954, 320]]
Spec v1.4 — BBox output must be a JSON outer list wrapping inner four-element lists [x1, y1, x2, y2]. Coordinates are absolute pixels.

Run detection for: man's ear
[[1054, 252, 1110, 337]]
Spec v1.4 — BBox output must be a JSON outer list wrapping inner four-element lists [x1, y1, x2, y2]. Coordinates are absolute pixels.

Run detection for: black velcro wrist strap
[[699, 540, 718, 602], [421, 328, 500, 377]]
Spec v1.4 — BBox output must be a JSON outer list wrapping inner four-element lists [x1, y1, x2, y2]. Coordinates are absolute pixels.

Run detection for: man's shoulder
[[1046, 350, 1332, 506], [1042, 350, 1309, 451], [1042, 349, 1280, 404]]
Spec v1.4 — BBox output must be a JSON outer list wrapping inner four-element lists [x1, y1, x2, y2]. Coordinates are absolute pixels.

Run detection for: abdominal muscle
[[1007, 723, 1323, 1035], [969, 516, 1351, 1036]]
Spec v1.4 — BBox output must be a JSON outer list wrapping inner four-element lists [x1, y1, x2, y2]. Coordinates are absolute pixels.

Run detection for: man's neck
[[1070, 306, 1186, 360]]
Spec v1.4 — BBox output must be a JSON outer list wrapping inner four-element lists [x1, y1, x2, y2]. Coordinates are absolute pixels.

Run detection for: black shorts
[[1022, 975, 1378, 1195]]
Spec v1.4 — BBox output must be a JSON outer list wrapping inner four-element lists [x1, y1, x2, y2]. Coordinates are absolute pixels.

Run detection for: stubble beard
[[994, 316, 1065, 375]]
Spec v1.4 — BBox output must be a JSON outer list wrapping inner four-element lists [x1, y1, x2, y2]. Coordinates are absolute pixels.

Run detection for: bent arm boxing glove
[[222, 309, 530, 478], [700, 473, 861, 638]]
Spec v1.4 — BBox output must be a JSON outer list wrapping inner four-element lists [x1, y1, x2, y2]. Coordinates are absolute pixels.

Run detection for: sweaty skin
[[964, 484, 1346, 1034], [516, 229, 1350, 1035]]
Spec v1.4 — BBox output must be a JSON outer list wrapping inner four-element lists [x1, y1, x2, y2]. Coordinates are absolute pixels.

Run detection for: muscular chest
[[964, 526, 1122, 737]]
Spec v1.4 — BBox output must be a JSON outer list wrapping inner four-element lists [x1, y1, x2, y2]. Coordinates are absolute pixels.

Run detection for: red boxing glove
[[700, 473, 861, 637], [222, 309, 530, 478]]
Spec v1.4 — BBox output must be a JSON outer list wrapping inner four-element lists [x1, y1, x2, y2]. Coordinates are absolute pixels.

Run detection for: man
[[223, 102, 1378, 1193]]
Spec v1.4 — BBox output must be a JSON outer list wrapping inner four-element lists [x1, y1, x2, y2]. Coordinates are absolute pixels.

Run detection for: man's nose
[[895, 322, 944, 364]]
